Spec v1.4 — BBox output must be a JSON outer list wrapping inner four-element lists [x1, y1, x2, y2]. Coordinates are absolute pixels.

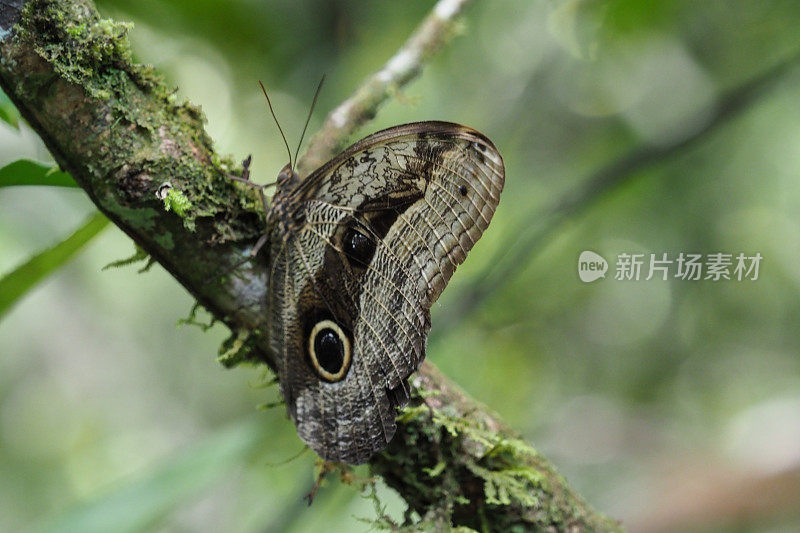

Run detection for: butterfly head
[[266, 163, 304, 235], [270, 163, 300, 214], [277, 163, 299, 190]]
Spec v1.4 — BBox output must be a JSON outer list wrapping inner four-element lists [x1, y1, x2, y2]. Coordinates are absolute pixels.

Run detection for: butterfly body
[[265, 121, 504, 464]]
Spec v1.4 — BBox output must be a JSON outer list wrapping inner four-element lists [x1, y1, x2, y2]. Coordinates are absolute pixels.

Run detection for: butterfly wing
[[268, 121, 504, 464]]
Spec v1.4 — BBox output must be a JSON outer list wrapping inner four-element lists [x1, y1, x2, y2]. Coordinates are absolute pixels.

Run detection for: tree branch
[[0, 0, 619, 530]]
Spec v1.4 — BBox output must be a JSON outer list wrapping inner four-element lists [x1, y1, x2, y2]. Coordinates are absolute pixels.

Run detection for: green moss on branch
[[372, 363, 621, 531]]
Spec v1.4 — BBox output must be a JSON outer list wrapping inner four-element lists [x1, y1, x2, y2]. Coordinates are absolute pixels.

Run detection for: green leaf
[[0, 212, 109, 321], [0, 159, 78, 188], [37, 419, 263, 533], [0, 87, 20, 129]]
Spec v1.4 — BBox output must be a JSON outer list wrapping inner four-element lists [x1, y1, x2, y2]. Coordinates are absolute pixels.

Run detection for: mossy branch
[[0, 0, 619, 530]]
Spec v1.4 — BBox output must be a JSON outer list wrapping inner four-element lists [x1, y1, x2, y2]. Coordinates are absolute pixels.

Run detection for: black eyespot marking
[[458, 184, 468, 196], [339, 193, 423, 272], [315, 329, 343, 374], [307, 320, 352, 382], [343, 227, 375, 267]]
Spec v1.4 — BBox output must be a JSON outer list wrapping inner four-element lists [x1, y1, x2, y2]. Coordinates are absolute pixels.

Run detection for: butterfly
[[243, 84, 504, 464]]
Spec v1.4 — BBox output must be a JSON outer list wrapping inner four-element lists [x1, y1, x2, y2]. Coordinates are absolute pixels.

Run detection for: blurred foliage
[[38, 418, 264, 533], [0, 213, 108, 320], [0, 159, 77, 188], [2, 0, 800, 531], [0, 87, 20, 128]]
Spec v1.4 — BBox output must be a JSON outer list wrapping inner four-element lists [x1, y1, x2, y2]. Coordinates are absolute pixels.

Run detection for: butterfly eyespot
[[308, 320, 351, 382], [458, 184, 468, 196], [343, 227, 376, 267]]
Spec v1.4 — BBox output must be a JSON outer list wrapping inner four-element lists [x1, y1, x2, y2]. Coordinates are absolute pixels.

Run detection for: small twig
[[295, 0, 474, 178]]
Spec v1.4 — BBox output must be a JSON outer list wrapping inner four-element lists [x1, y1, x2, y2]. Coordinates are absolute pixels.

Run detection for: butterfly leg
[[227, 155, 278, 217], [226, 155, 254, 185], [200, 232, 270, 287], [201, 157, 275, 286]]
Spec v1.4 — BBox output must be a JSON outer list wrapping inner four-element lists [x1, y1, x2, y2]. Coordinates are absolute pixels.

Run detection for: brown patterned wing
[[268, 121, 504, 464]]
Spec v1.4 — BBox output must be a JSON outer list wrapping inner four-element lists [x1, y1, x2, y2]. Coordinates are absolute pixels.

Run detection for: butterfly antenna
[[293, 74, 326, 168], [259, 80, 293, 169]]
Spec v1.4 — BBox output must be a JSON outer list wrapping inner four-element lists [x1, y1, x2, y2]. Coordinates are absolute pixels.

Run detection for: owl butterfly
[[263, 120, 504, 464]]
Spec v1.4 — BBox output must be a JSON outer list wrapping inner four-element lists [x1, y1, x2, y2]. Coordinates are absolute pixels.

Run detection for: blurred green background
[[2, 0, 800, 531]]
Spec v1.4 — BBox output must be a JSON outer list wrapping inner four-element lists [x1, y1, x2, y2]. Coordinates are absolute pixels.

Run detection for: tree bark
[[0, 1, 620, 530]]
